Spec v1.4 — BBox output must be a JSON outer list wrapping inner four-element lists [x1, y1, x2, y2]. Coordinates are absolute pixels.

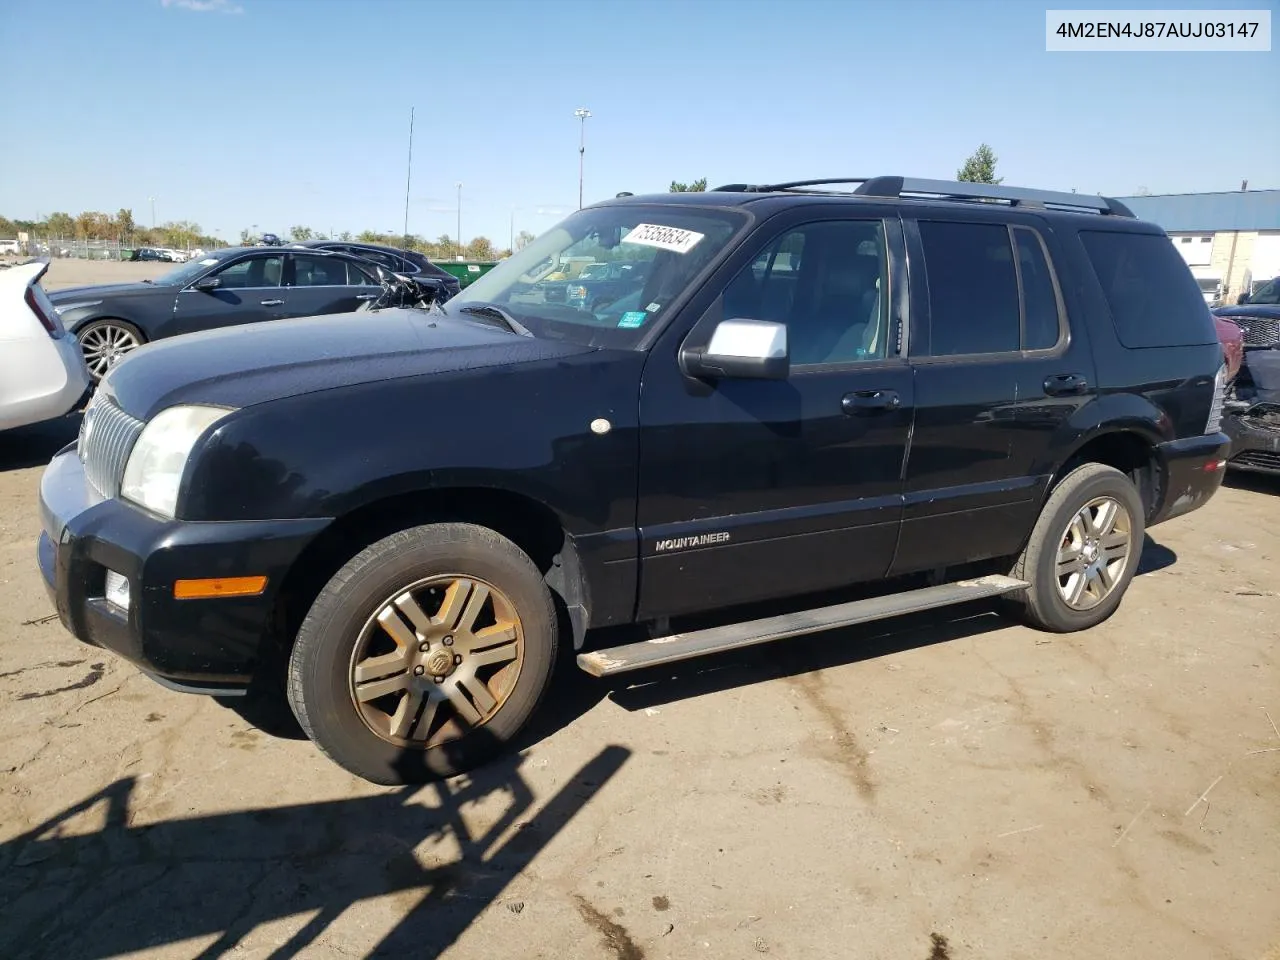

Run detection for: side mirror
[[193, 276, 221, 292], [683, 319, 789, 380]]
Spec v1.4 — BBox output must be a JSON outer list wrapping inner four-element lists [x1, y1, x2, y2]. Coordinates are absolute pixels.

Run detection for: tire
[[287, 522, 557, 785], [1006, 463, 1145, 633], [76, 319, 146, 382]]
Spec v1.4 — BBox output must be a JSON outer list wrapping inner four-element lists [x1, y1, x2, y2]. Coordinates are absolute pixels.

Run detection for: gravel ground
[[1, 261, 1278, 960]]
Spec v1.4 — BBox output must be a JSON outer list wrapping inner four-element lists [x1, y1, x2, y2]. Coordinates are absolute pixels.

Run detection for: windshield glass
[[446, 205, 747, 347], [1250, 278, 1279, 304], [153, 253, 231, 287]]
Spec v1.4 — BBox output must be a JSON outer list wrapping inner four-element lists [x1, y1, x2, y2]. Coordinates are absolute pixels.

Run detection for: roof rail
[[712, 176, 1136, 217]]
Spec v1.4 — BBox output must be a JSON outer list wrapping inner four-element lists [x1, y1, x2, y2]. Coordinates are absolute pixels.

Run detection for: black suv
[[38, 176, 1231, 784]]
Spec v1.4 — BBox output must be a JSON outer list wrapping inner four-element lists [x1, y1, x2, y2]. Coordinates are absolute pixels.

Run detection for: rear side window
[[1014, 228, 1062, 350], [1080, 230, 1216, 348], [918, 221, 1020, 355]]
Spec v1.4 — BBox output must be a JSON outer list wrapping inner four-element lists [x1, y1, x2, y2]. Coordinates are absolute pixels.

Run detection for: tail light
[[1205, 363, 1226, 434], [24, 285, 63, 337]]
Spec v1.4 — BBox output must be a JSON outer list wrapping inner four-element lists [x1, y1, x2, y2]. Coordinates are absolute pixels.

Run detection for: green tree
[[357, 230, 382, 243], [465, 236, 495, 260], [47, 212, 74, 238], [956, 144, 1002, 184], [289, 225, 314, 241], [339, 230, 352, 241], [669, 178, 708, 192], [116, 208, 136, 243], [0, 215, 16, 238]]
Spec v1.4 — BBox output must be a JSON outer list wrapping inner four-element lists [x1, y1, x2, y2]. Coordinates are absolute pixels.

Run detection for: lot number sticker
[[622, 223, 705, 254], [617, 311, 649, 328]]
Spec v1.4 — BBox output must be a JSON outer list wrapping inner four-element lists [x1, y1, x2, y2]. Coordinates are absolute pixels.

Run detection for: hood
[[103, 308, 594, 420], [48, 282, 173, 302], [1212, 303, 1280, 321]]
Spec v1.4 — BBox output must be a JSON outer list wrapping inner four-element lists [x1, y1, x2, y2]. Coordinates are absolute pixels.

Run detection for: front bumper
[[1225, 406, 1280, 475], [1149, 432, 1232, 525], [38, 447, 330, 692]]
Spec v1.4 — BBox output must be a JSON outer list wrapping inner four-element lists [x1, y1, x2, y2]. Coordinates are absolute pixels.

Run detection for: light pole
[[455, 182, 463, 259], [574, 107, 591, 209], [148, 196, 156, 230], [509, 205, 515, 253]]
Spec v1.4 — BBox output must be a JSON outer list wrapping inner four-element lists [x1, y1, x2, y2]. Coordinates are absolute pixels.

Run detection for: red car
[[1215, 315, 1243, 382]]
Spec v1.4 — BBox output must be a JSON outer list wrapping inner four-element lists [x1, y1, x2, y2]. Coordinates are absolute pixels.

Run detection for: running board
[[575, 574, 1029, 678]]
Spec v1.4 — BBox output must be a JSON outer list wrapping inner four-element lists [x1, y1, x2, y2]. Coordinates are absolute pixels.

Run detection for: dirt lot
[[2, 262, 1278, 960]]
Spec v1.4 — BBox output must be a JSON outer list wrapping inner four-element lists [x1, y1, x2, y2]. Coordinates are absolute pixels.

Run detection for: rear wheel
[[1006, 463, 1145, 632], [76, 319, 145, 381], [287, 523, 557, 784]]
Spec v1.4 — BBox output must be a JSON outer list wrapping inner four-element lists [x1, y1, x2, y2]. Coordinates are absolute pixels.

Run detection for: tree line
[[1, 151, 1000, 259]]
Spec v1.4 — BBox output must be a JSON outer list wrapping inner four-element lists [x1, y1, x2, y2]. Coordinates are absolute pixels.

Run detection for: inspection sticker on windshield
[[622, 223, 705, 254], [617, 311, 648, 329]]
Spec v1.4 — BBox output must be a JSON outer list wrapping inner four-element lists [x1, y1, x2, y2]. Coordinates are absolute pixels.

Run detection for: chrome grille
[[78, 394, 144, 498], [1233, 316, 1280, 348]]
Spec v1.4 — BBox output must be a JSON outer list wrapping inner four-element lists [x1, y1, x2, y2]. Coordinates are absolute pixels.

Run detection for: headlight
[[54, 300, 102, 315], [121, 405, 233, 518]]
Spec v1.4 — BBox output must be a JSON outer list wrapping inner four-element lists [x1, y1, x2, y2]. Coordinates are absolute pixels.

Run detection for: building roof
[[1113, 190, 1280, 233]]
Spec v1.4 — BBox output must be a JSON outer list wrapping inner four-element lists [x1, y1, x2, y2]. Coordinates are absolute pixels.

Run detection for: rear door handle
[[1043, 373, 1088, 396], [355, 293, 378, 300], [260, 298, 284, 306], [842, 389, 901, 415]]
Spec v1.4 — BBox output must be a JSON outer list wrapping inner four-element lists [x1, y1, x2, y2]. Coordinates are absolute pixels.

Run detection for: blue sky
[[0, 0, 1275, 246]]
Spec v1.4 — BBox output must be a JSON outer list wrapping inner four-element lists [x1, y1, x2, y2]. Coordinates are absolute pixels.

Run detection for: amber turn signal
[[174, 576, 268, 599]]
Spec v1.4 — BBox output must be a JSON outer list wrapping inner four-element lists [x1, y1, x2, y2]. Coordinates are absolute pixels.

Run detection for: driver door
[[170, 253, 286, 337], [635, 215, 914, 620]]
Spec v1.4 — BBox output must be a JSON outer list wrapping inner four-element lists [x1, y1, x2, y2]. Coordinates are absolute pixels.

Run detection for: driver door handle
[[842, 389, 901, 415], [260, 298, 284, 306]]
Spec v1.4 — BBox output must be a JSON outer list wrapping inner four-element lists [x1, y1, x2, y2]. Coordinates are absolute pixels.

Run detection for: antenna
[[402, 106, 415, 265]]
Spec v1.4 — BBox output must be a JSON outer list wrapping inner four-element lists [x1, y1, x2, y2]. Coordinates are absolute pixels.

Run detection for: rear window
[[1080, 231, 1216, 348]]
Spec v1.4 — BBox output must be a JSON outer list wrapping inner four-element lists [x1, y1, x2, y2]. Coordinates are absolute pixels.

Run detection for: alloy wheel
[[348, 575, 524, 748], [79, 323, 141, 378], [1055, 496, 1133, 610]]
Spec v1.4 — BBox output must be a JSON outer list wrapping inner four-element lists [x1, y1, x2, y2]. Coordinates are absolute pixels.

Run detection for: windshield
[[1250, 278, 1279, 304], [446, 205, 747, 347], [153, 254, 230, 287]]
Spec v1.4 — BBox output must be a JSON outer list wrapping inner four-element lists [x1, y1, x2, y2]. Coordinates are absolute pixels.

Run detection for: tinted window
[[722, 220, 889, 366], [1014, 228, 1062, 350], [1080, 231, 1217, 348], [919, 221, 1019, 356], [290, 254, 350, 287], [213, 255, 282, 289], [347, 262, 378, 285], [1250, 277, 1279, 304]]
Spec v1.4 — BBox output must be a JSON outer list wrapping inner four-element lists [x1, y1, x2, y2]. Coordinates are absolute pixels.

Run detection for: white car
[[0, 261, 92, 431]]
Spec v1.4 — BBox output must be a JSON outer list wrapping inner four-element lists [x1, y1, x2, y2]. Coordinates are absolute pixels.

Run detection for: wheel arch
[[269, 485, 590, 669], [1047, 427, 1164, 522]]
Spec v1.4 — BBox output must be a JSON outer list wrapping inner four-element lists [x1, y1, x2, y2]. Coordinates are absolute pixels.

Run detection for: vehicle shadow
[[0, 734, 630, 960], [1223, 469, 1280, 496], [0, 413, 81, 472]]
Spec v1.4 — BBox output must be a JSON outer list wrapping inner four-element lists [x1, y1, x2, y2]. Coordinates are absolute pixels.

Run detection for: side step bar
[[575, 574, 1029, 678]]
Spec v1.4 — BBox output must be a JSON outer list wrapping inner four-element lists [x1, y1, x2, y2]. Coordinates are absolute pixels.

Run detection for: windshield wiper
[[456, 303, 534, 338]]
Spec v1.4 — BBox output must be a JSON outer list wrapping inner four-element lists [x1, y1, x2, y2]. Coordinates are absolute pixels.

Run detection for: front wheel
[[287, 523, 557, 784], [76, 319, 146, 381], [1006, 463, 1145, 633]]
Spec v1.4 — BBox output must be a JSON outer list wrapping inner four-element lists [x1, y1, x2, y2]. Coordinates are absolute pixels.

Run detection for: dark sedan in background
[[291, 240, 461, 301], [51, 247, 383, 380]]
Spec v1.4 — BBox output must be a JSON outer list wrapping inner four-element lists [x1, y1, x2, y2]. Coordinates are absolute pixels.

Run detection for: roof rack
[[711, 176, 1136, 217]]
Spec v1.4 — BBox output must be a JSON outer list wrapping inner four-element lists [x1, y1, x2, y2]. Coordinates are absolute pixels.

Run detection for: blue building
[[1113, 189, 1280, 304]]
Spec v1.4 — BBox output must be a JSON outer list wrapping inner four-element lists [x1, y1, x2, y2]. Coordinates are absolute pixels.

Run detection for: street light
[[574, 107, 591, 209], [148, 196, 156, 230], [456, 182, 463, 259]]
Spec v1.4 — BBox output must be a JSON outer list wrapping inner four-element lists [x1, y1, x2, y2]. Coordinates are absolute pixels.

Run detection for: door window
[[723, 220, 889, 366], [918, 221, 1020, 356], [213, 255, 283, 289], [347, 262, 379, 285], [1013, 227, 1064, 350], [289, 254, 351, 287]]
